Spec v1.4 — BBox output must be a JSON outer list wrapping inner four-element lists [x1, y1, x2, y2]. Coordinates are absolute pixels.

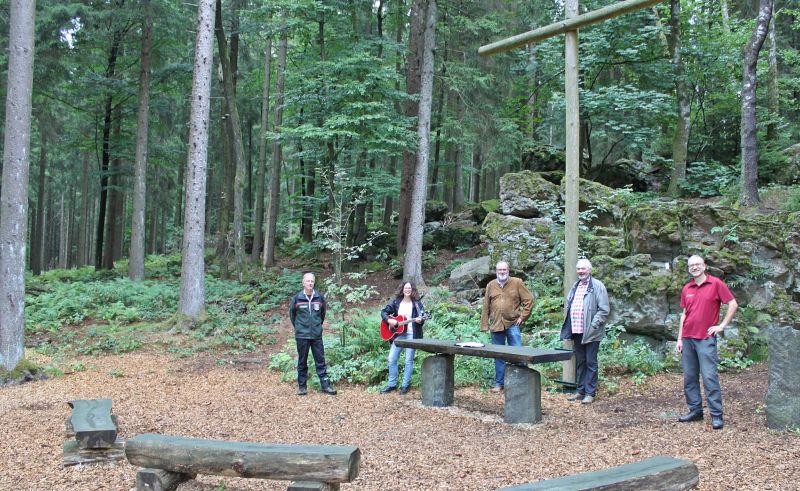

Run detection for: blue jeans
[[572, 333, 600, 397], [387, 331, 416, 388], [682, 337, 723, 417], [490, 324, 522, 388]]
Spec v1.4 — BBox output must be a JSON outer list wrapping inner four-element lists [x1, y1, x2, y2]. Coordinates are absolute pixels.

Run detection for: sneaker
[[567, 392, 584, 401], [581, 395, 595, 404], [490, 385, 503, 393]]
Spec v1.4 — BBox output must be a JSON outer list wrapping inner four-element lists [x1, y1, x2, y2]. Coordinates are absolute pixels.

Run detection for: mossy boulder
[[560, 177, 623, 228], [466, 199, 499, 224], [521, 144, 565, 172], [500, 170, 560, 218], [423, 220, 482, 250], [425, 200, 449, 222], [623, 200, 683, 262], [593, 254, 679, 340], [448, 256, 493, 292], [482, 212, 559, 272]]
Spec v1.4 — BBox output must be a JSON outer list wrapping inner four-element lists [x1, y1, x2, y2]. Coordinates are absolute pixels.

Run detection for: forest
[[0, 0, 799, 373]]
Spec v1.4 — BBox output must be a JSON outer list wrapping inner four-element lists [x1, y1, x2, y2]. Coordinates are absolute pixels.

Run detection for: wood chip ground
[[1, 352, 797, 490]]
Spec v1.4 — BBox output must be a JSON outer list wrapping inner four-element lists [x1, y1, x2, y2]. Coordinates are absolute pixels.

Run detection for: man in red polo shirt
[[676, 255, 738, 430]]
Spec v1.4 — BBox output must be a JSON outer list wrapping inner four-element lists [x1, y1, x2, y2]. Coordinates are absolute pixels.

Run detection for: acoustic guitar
[[379, 312, 432, 342]]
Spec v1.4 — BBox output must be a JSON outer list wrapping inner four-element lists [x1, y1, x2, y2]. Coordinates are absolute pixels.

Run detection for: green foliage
[[599, 326, 665, 381], [680, 161, 739, 198]]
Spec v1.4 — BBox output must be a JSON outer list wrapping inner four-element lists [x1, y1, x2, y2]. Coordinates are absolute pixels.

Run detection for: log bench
[[63, 398, 124, 466], [393, 338, 573, 424], [125, 433, 361, 491], [497, 455, 699, 490]]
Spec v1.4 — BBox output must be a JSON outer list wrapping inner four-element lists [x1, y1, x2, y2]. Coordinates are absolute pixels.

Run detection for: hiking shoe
[[581, 395, 595, 404]]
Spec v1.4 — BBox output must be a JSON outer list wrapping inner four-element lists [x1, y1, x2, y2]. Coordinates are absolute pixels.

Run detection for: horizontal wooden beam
[[479, 0, 665, 57], [125, 434, 360, 483]]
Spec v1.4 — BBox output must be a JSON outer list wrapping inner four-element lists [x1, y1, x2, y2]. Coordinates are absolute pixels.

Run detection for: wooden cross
[[479, 0, 664, 383]]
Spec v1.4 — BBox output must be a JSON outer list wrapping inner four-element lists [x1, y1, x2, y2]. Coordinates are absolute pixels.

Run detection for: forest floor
[[2, 260, 799, 490], [1, 352, 798, 490]]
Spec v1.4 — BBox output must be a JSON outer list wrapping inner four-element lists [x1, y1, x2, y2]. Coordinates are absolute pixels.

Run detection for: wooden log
[[125, 434, 361, 483], [63, 438, 126, 467], [497, 456, 699, 490], [288, 482, 340, 491], [136, 468, 194, 491], [67, 399, 117, 449]]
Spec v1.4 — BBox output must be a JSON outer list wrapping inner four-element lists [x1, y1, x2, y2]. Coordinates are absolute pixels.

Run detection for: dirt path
[[1, 351, 797, 490]]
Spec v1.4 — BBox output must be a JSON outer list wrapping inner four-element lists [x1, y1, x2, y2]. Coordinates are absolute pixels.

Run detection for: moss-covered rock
[[425, 200, 449, 222], [500, 170, 560, 218], [521, 144, 565, 172], [623, 200, 683, 262], [482, 212, 559, 272]]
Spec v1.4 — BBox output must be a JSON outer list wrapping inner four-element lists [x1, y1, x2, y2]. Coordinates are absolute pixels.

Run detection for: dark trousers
[[682, 336, 723, 417], [296, 337, 329, 388], [572, 333, 600, 397]]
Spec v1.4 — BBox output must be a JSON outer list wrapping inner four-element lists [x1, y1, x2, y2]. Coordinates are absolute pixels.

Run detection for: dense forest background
[[0, 0, 799, 370]]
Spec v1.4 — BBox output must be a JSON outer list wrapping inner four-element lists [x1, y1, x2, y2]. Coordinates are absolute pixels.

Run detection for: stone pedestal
[[504, 365, 542, 424], [421, 354, 454, 407], [766, 326, 800, 430]]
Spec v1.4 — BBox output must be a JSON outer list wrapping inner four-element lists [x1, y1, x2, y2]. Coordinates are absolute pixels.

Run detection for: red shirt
[[680, 274, 735, 339]]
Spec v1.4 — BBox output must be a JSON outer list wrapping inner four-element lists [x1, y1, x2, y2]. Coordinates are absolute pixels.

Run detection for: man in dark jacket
[[289, 272, 336, 395], [560, 258, 610, 404]]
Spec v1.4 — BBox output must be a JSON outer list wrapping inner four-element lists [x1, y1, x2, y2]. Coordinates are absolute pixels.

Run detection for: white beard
[[497, 273, 509, 282]]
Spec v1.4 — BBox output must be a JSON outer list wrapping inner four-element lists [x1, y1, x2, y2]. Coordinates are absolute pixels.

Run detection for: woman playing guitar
[[379, 281, 427, 395]]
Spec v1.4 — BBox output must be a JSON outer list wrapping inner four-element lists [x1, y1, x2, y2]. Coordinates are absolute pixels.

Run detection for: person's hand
[[515, 317, 523, 326], [707, 325, 724, 336], [675, 339, 683, 353], [414, 317, 423, 323], [388, 318, 398, 327]]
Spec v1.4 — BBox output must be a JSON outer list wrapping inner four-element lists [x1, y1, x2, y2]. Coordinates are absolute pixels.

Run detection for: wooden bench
[[63, 398, 124, 466], [125, 433, 361, 491], [393, 338, 572, 424], [497, 456, 699, 490]]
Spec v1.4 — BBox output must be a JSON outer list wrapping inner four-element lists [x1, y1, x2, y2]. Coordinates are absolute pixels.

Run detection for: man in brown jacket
[[480, 261, 534, 392]]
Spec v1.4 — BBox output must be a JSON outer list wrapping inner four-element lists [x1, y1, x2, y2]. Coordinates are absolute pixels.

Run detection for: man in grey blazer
[[560, 258, 610, 404]]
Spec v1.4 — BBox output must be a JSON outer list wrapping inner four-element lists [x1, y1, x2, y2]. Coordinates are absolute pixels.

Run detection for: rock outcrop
[[453, 170, 800, 356]]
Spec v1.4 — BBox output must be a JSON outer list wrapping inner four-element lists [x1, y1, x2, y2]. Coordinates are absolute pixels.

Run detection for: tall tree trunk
[[178, 0, 216, 324], [262, 25, 288, 268], [31, 126, 47, 275], [403, 0, 436, 287], [470, 144, 481, 202], [78, 151, 90, 266], [739, 0, 773, 207], [428, 32, 447, 202], [129, 0, 153, 281], [0, 0, 35, 370], [95, 28, 124, 270], [397, 0, 426, 254], [215, 0, 246, 280], [666, 0, 691, 197], [766, 4, 778, 141], [251, 33, 272, 261], [215, 0, 246, 281], [102, 112, 123, 269], [174, 154, 184, 231], [452, 94, 465, 211], [58, 192, 67, 269]]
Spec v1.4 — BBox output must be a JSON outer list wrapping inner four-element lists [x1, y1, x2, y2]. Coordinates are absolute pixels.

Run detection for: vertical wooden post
[[562, 0, 580, 384]]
